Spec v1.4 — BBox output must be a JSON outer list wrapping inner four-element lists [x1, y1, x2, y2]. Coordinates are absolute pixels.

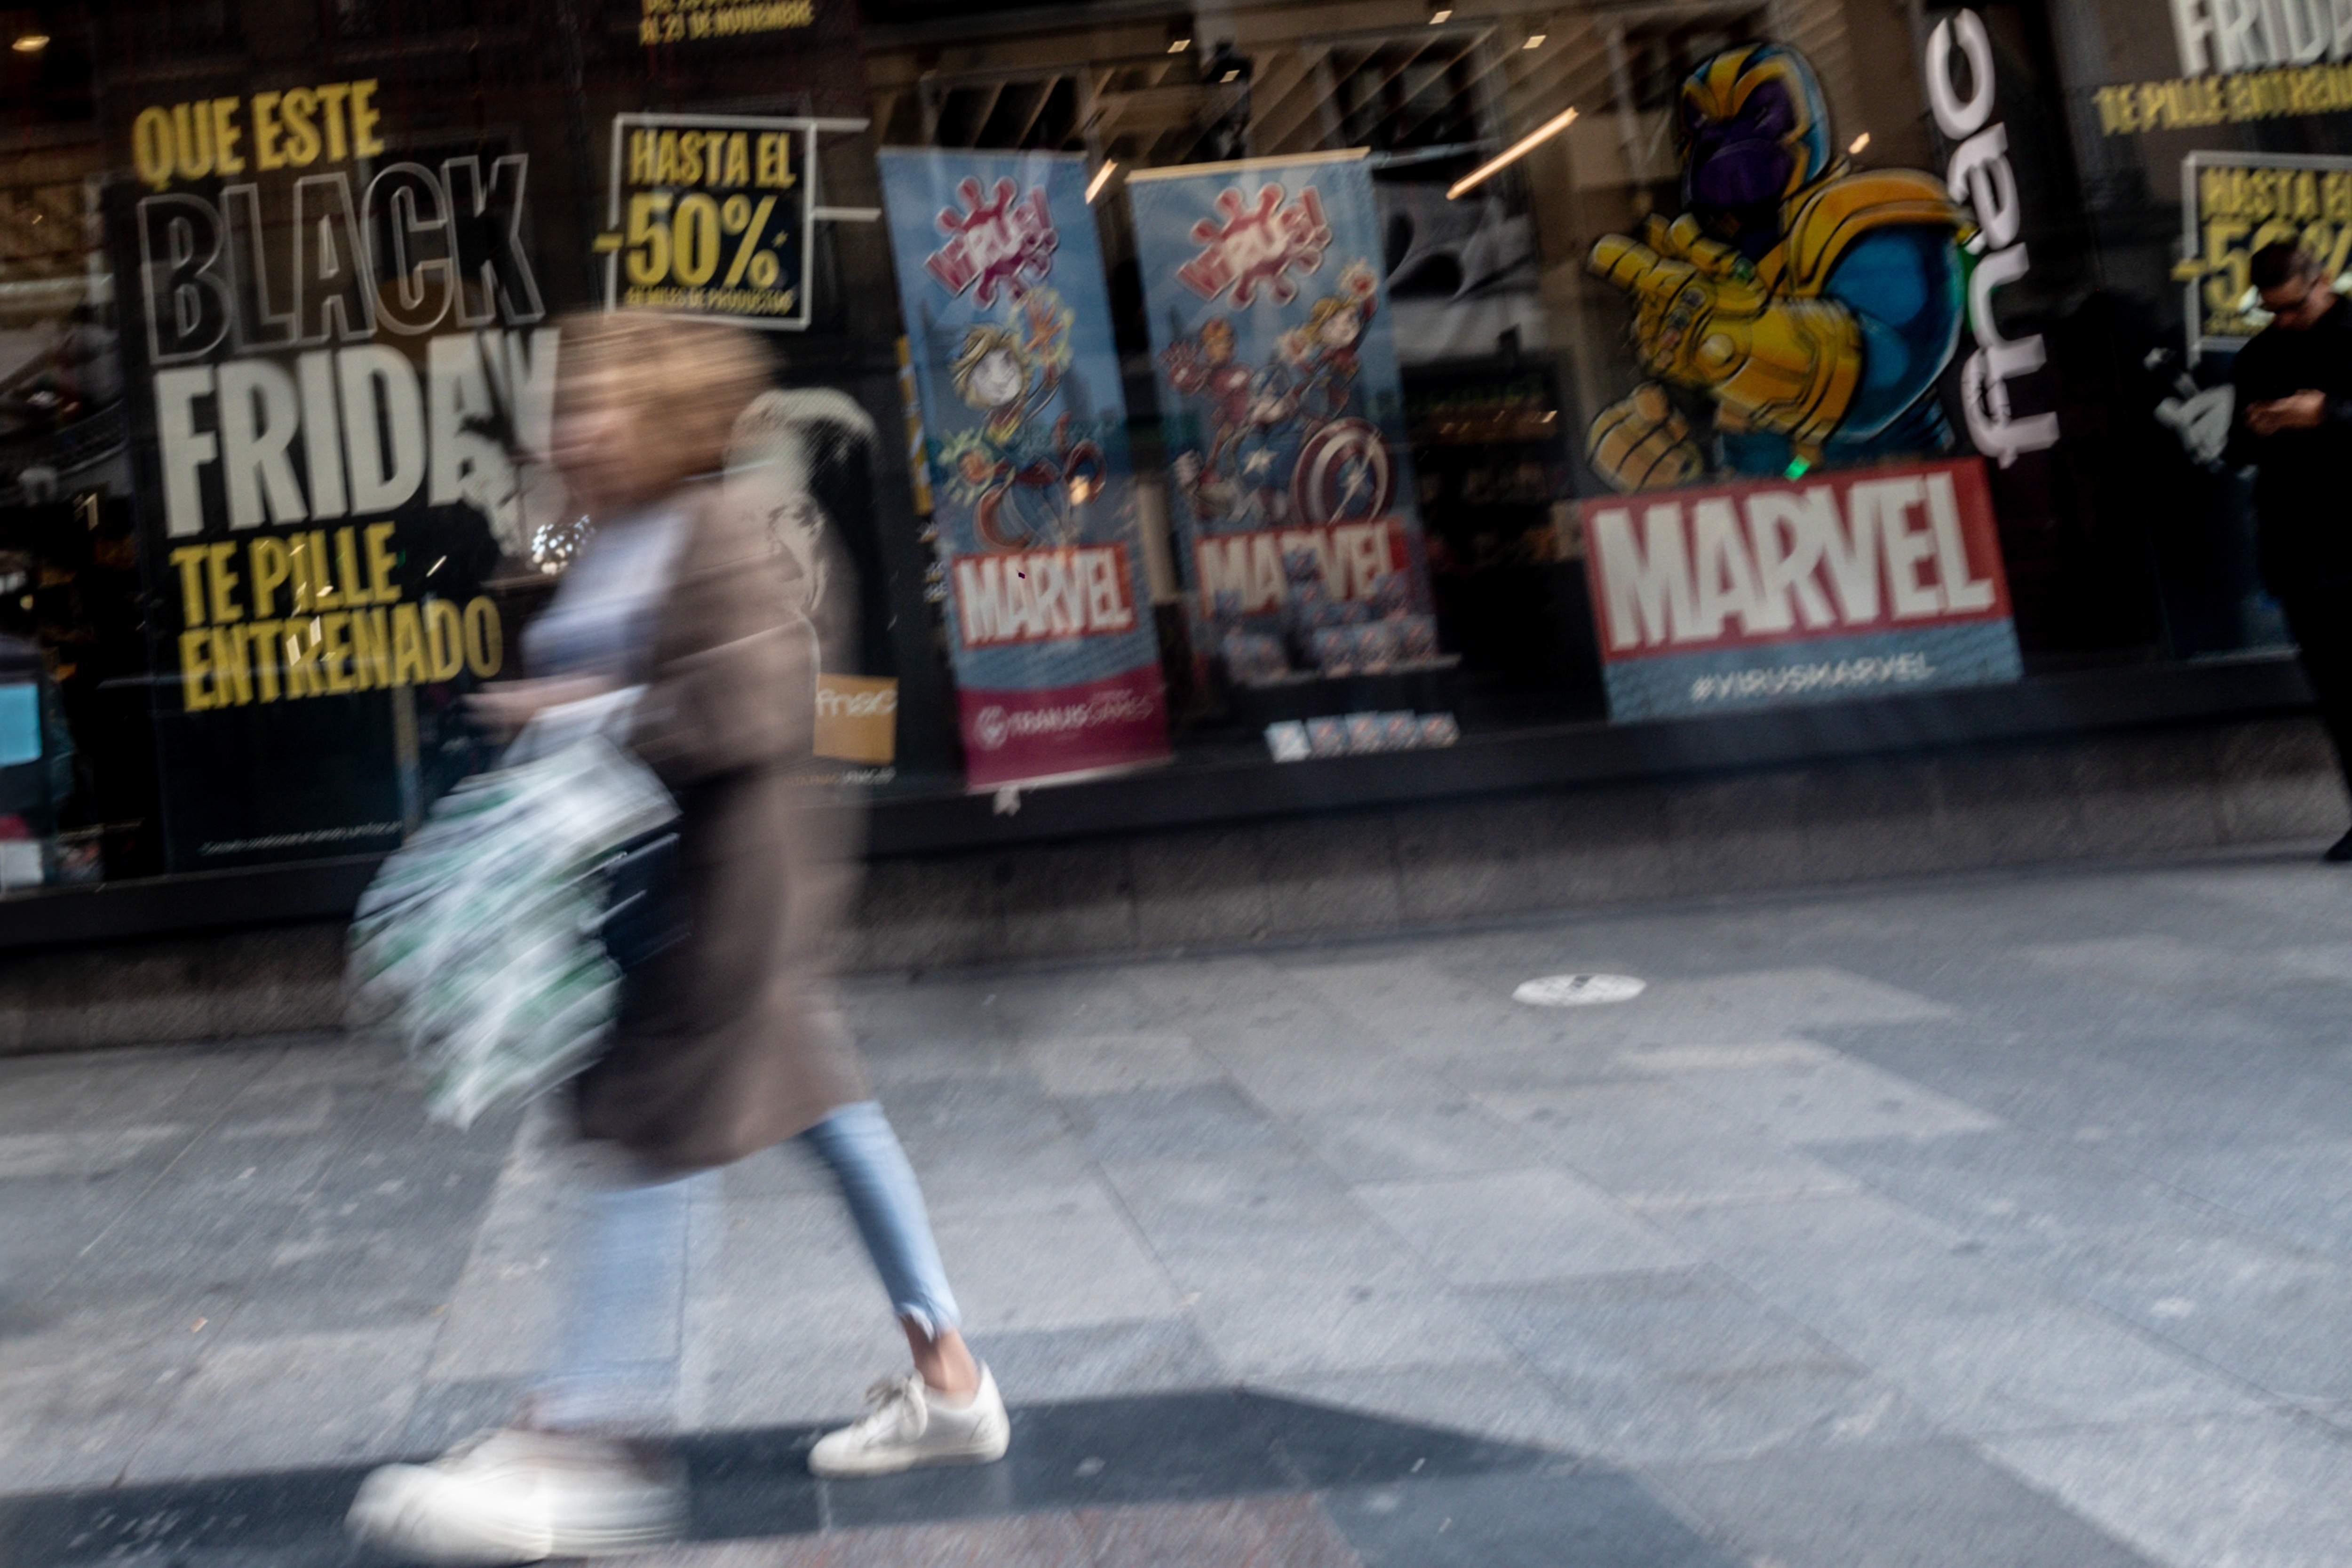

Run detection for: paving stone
[[842, 972, 1017, 1051], [1478, 1083, 1863, 1210], [1284, 955, 1576, 1057], [934, 1187, 1183, 1333], [1247, 1361, 1589, 1452], [1180, 1268, 1519, 1380], [1655, 1194, 2272, 1430], [829, 1510, 1094, 1566], [985, 969, 1164, 1043], [397, 1376, 528, 1456], [1021, 1032, 1224, 1098], [1076, 1495, 1362, 1568], [680, 1195, 909, 1430], [124, 1323, 439, 1481], [1665, 1051, 2004, 1145], [1324, 1469, 1737, 1568], [1060, 1082, 1299, 1164], [1202, 1029, 1462, 1116], [0, 1360, 180, 1497], [1986, 1412, 2352, 1568], [1809, 1128, 2352, 1401], [0, 1123, 194, 1179], [1465, 1271, 1936, 1464], [879, 1076, 1099, 1214], [1468, 1270, 1860, 1385], [976, 1319, 1226, 1403], [1286, 1102, 1546, 1184], [2155, 1136, 2352, 1258], [1352, 1169, 1691, 1286], [1653, 1438, 2164, 1568], [0, 1293, 225, 1496], [1091, 1148, 1396, 1270], [1986, 1227, 2352, 1404]]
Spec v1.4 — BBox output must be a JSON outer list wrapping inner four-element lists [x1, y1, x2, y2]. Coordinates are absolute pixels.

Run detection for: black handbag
[[599, 826, 687, 973]]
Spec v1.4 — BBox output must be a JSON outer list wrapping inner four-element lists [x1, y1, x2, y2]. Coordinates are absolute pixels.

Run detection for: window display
[[0, 0, 2331, 908]]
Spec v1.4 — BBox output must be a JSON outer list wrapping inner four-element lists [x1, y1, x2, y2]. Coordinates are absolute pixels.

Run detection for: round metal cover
[[1513, 973, 1645, 1007]]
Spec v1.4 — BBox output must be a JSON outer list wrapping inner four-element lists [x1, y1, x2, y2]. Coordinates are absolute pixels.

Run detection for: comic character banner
[[1581, 457, 2022, 720], [877, 149, 1169, 791], [1580, 42, 1987, 494], [1128, 153, 1439, 687]]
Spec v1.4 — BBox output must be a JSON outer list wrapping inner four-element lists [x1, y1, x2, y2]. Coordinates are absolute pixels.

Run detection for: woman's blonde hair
[[554, 310, 775, 498]]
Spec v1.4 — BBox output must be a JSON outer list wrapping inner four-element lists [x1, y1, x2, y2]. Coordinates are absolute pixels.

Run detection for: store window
[[15, 0, 2325, 898], [864, 0, 2181, 774], [0, 16, 155, 892]]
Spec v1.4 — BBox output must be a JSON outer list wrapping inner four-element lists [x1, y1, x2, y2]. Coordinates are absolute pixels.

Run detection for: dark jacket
[[2229, 296, 2352, 593], [572, 483, 868, 1173]]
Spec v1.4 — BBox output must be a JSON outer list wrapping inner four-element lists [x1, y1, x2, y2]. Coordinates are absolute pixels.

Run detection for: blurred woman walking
[[350, 315, 1006, 1566]]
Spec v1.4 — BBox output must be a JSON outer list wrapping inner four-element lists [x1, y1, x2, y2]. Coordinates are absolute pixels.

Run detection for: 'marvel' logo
[[953, 545, 1137, 648]]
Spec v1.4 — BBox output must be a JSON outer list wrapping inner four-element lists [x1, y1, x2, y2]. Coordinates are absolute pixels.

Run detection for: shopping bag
[[346, 695, 676, 1127]]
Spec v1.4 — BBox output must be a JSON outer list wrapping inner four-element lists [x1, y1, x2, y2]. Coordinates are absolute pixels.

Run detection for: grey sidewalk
[[10, 852, 2352, 1566]]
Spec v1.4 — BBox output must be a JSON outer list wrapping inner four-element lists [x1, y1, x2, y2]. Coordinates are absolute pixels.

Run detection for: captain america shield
[[1291, 418, 1393, 525]]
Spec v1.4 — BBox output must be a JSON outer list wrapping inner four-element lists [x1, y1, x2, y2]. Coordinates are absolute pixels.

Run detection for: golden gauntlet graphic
[[1587, 384, 1707, 492], [1588, 216, 1864, 460]]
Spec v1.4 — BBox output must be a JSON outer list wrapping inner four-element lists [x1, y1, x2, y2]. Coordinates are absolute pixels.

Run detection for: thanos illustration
[[1586, 43, 1972, 491]]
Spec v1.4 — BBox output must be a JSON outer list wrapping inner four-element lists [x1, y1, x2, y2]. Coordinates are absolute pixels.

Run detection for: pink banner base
[[957, 665, 1170, 791]]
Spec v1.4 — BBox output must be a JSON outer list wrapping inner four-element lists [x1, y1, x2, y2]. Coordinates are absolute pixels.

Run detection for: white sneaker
[[808, 1367, 1010, 1479], [345, 1427, 685, 1564]]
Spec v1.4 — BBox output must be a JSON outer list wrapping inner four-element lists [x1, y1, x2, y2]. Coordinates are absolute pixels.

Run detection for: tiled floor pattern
[[10, 853, 2352, 1563], [1, 1393, 1744, 1567]]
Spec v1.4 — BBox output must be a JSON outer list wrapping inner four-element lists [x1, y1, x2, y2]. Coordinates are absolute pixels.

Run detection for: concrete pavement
[[8, 850, 2352, 1564]]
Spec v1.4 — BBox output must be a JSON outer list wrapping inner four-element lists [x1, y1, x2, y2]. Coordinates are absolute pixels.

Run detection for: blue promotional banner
[[877, 150, 1170, 789], [1129, 152, 1439, 687]]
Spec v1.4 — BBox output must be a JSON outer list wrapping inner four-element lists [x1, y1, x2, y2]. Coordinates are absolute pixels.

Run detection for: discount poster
[[106, 81, 547, 870], [1128, 152, 1436, 684], [602, 112, 814, 329], [877, 149, 1169, 790]]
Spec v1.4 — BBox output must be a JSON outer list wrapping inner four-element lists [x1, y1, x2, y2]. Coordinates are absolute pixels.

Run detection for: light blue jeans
[[534, 1100, 961, 1432]]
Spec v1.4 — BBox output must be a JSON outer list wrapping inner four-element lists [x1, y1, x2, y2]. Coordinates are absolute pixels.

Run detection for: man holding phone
[[2233, 241, 2352, 861]]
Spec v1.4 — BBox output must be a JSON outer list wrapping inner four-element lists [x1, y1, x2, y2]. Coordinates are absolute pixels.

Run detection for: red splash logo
[[925, 177, 1057, 305], [1176, 183, 1331, 305]]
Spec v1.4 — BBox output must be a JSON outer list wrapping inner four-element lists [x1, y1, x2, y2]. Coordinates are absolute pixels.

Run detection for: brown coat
[[572, 483, 868, 1173]]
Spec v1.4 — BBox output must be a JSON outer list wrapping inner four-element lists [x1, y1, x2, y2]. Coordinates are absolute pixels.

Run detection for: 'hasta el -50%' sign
[[596, 113, 866, 331], [2175, 151, 2352, 358]]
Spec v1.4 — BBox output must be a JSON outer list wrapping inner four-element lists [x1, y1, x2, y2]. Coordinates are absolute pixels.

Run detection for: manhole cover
[[1513, 973, 1645, 1007]]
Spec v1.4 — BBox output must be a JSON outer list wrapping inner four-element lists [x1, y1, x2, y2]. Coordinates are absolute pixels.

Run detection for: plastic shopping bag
[[346, 700, 676, 1127]]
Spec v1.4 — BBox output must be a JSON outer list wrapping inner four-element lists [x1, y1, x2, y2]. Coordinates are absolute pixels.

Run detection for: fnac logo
[[815, 674, 898, 766]]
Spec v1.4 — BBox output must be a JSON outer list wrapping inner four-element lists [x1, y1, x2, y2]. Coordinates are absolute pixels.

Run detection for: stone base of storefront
[[852, 715, 2345, 969], [0, 713, 2339, 1055]]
